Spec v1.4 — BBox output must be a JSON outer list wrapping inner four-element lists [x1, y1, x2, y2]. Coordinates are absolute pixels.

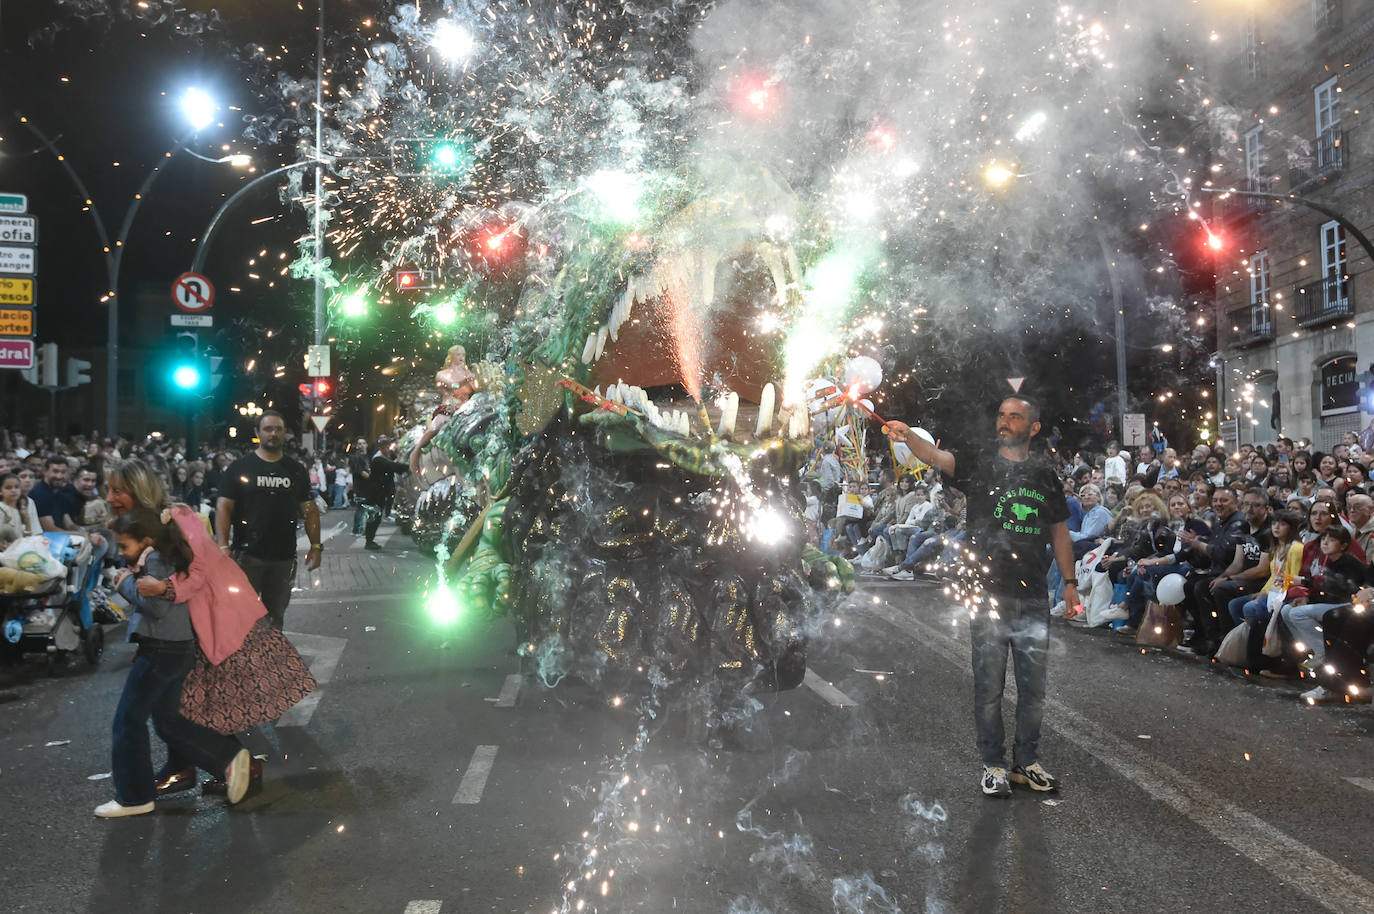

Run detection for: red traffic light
[[298, 383, 314, 397], [395, 267, 435, 291], [314, 379, 331, 396]]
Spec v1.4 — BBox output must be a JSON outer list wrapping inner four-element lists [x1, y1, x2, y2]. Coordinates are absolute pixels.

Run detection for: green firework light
[[338, 287, 369, 319], [585, 169, 647, 225], [784, 242, 881, 382]]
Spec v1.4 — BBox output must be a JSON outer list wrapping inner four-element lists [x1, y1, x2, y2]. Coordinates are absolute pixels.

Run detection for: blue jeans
[[1230, 594, 1273, 627], [111, 638, 242, 806], [901, 529, 938, 568], [971, 596, 1049, 769]]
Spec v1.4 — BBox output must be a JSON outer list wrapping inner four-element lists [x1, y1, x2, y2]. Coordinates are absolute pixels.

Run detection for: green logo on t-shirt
[[992, 486, 1047, 536]]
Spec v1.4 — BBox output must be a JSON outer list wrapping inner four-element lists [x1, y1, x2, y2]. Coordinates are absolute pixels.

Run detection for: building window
[[1244, 127, 1264, 191], [1315, 77, 1341, 171], [1248, 250, 1270, 331], [1244, 15, 1264, 80], [1312, 0, 1340, 32], [1320, 220, 1348, 309]]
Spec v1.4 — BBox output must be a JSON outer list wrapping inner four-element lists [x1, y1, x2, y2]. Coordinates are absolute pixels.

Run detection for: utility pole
[[314, 0, 326, 347]]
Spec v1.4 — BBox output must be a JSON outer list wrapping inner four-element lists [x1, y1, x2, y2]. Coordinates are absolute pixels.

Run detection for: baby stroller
[[0, 532, 106, 674]]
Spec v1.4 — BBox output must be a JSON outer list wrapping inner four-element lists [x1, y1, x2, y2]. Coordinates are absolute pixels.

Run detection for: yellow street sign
[[0, 308, 33, 335], [0, 277, 33, 306]]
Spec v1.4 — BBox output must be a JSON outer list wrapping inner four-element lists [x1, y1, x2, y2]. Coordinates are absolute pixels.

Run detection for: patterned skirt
[[180, 617, 317, 734]]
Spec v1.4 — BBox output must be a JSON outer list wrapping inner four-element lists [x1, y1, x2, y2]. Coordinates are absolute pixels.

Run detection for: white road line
[[278, 632, 348, 728], [403, 902, 442, 914], [803, 668, 857, 707], [1345, 777, 1374, 794], [296, 519, 348, 549], [289, 591, 414, 606], [864, 598, 1374, 914], [494, 673, 521, 708], [453, 745, 499, 804]]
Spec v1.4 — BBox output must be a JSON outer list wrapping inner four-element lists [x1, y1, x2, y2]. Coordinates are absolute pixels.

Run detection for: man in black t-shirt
[[216, 410, 322, 627], [885, 396, 1075, 800]]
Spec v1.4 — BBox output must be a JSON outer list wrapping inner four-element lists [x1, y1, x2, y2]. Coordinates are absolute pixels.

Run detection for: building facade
[[1215, 0, 1374, 451]]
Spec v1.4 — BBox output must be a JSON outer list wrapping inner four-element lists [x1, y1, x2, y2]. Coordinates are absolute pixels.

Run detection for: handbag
[[1214, 622, 1249, 666], [1136, 601, 1183, 649]]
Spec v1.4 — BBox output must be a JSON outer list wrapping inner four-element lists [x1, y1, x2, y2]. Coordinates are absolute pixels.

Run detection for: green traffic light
[[172, 364, 202, 390], [339, 289, 368, 318]]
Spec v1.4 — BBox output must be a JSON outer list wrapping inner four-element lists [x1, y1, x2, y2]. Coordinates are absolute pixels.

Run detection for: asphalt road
[[2, 518, 1372, 914]]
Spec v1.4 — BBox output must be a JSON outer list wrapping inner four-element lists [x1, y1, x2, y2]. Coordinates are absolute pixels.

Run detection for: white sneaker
[[981, 766, 1011, 798], [1301, 685, 1334, 705], [95, 800, 155, 818], [225, 749, 251, 805], [881, 565, 901, 576], [889, 570, 914, 581]]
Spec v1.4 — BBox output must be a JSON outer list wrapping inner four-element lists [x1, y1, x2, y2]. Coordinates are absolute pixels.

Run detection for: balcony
[[1316, 128, 1344, 175], [1294, 274, 1354, 327], [1226, 304, 1275, 348]]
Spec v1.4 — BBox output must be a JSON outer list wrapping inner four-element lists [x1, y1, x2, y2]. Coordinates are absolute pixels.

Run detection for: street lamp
[[19, 86, 236, 438]]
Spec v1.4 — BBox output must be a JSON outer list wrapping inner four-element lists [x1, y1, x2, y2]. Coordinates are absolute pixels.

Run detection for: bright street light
[[180, 87, 216, 131], [432, 20, 476, 61]]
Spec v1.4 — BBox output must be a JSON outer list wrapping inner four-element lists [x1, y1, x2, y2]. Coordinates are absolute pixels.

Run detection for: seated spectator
[[1069, 484, 1112, 555], [1103, 482, 1125, 514], [1224, 509, 1303, 671], [1282, 524, 1367, 700]]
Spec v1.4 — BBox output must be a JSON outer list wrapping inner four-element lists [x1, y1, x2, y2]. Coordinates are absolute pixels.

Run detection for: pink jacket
[[169, 504, 266, 664]]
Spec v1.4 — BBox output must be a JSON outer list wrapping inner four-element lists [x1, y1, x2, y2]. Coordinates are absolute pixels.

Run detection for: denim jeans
[[1280, 602, 1343, 663], [235, 552, 297, 628], [330, 483, 348, 508], [111, 638, 241, 806], [1230, 594, 1275, 627], [970, 596, 1049, 769]]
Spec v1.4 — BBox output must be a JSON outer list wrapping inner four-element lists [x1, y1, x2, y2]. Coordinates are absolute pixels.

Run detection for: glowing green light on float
[[339, 288, 368, 319], [426, 584, 462, 625], [586, 169, 646, 225], [432, 299, 458, 326]]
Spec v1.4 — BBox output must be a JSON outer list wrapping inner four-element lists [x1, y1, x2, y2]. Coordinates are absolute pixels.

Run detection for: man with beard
[[1176, 486, 1256, 657], [216, 411, 321, 628], [884, 395, 1074, 799]]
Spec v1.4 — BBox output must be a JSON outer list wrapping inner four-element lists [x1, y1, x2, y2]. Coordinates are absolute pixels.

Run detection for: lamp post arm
[[110, 131, 194, 288], [17, 115, 115, 269], [191, 160, 315, 275], [1203, 188, 1374, 266]]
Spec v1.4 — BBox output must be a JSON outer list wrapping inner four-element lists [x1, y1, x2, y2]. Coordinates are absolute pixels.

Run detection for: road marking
[[296, 519, 348, 550], [289, 591, 413, 606], [494, 673, 521, 708], [453, 745, 498, 804], [1345, 777, 1374, 794], [803, 668, 857, 707], [403, 903, 442, 914], [864, 597, 1374, 914], [278, 632, 348, 727]]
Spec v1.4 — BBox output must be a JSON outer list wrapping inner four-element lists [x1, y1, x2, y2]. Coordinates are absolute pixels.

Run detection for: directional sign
[[0, 193, 27, 214], [170, 313, 213, 328], [0, 308, 33, 336], [0, 277, 34, 306], [0, 246, 36, 275], [0, 215, 36, 245], [0, 338, 33, 369], [171, 272, 214, 312], [307, 344, 331, 377], [310, 415, 331, 434], [1121, 413, 1147, 447]]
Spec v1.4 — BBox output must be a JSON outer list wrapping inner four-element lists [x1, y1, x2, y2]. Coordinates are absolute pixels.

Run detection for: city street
[[2, 516, 1372, 914]]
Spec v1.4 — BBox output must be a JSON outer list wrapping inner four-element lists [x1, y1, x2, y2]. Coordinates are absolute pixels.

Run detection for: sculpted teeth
[[595, 325, 609, 361], [582, 332, 597, 364]]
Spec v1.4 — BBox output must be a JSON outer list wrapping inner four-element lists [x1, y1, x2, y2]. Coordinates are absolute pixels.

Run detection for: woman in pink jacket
[[105, 459, 314, 800]]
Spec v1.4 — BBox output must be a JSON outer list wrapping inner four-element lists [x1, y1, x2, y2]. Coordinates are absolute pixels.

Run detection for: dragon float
[[398, 165, 859, 697]]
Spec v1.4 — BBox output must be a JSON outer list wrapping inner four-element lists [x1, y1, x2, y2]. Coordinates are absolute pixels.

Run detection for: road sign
[[0, 338, 33, 369], [170, 313, 213, 328], [0, 215, 36, 245], [1121, 413, 1147, 447], [0, 193, 27, 214], [171, 272, 214, 312], [306, 343, 331, 377], [310, 414, 330, 434], [0, 277, 34, 306], [0, 245, 36, 275], [0, 308, 33, 336]]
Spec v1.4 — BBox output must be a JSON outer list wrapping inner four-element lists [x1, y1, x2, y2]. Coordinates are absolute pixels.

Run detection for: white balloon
[[1155, 573, 1187, 606], [843, 356, 883, 396]]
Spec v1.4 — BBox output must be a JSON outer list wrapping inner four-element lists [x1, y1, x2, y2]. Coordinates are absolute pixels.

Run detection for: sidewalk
[[296, 517, 433, 596]]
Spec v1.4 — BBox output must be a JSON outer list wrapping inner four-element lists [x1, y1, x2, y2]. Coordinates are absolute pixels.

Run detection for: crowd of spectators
[[0, 428, 371, 556], [810, 431, 1374, 708]]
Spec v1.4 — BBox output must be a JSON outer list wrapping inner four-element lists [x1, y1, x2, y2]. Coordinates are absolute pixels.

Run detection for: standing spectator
[[884, 396, 1074, 798], [348, 437, 372, 534], [359, 442, 409, 551], [818, 444, 844, 526], [215, 411, 322, 629], [331, 462, 351, 509]]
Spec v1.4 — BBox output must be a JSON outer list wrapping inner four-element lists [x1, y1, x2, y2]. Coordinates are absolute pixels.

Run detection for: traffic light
[[388, 137, 475, 179], [337, 288, 368, 319], [65, 357, 92, 388], [39, 342, 58, 388], [298, 382, 316, 414], [170, 332, 202, 392], [207, 353, 225, 391], [396, 267, 436, 291]]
